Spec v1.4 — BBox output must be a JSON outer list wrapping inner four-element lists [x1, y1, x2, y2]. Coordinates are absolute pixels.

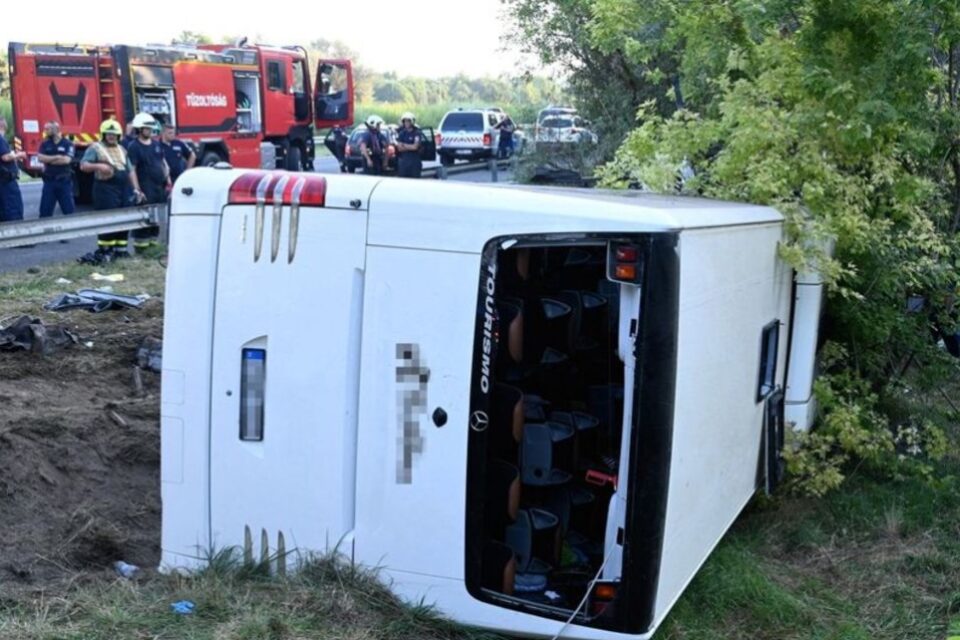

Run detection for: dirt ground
[[0, 263, 164, 598]]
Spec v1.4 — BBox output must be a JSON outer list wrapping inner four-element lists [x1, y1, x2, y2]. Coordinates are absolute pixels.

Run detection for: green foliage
[[171, 30, 214, 45], [1, 97, 11, 135], [565, 0, 960, 495]]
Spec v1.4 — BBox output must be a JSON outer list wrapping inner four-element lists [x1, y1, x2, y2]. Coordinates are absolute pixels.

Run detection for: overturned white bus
[[160, 168, 823, 639]]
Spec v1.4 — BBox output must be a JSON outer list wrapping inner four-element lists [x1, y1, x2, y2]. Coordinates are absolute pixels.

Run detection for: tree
[[514, 0, 958, 493], [373, 80, 414, 103], [172, 31, 213, 45], [501, 0, 670, 154]]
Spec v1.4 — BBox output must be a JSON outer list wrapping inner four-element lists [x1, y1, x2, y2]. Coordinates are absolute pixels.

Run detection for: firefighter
[[36, 121, 76, 218], [358, 115, 388, 175], [0, 119, 27, 222], [79, 119, 140, 260], [126, 113, 170, 252], [160, 124, 196, 185], [395, 112, 423, 179]]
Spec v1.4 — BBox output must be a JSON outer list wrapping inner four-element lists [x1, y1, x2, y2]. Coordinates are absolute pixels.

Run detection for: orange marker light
[[615, 264, 636, 280], [594, 583, 617, 601]]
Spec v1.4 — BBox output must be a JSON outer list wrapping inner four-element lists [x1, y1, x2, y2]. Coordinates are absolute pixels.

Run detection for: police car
[[436, 108, 502, 166]]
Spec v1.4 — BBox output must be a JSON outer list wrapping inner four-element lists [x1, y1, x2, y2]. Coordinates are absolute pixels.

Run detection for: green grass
[[658, 461, 960, 640], [0, 256, 167, 316], [0, 553, 498, 640]]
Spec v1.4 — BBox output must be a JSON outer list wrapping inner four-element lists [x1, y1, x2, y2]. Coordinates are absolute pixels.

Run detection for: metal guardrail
[[0, 204, 167, 250], [425, 157, 516, 180]]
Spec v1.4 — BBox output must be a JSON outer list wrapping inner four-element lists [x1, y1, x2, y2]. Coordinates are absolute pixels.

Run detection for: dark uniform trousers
[[94, 170, 132, 249], [39, 177, 76, 217]]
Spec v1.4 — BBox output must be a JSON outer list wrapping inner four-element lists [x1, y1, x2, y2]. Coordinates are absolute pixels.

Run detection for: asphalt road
[[1, 157, 511, 273]]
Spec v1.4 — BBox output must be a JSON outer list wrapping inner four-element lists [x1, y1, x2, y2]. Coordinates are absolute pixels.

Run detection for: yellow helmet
[[99, 119, 123, 136]]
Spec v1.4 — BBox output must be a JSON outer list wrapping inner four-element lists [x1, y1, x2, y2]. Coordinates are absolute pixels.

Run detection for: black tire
[[440, 154, 455, 167], [286, 145, 302, 171], [346, 165, 357, 174], [200, 151, 223, 167]]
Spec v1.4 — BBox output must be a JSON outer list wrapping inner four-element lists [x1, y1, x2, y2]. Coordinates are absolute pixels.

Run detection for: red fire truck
[[8, 41, 353, 198]]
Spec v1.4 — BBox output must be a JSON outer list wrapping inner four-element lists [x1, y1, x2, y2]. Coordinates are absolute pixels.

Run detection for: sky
[[1, 0, 537, 78]]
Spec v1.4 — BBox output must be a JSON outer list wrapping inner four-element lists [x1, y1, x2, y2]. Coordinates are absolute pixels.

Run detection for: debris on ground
[[91, 273, 125, 283], [136, 337, 162, 372], [44, 289, 148, 313], [170, 600, 196, 615], [113, 560, 140, 579], [0, 316, 78, 354]]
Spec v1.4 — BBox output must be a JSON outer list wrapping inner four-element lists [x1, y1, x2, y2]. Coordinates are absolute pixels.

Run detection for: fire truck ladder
[[96, 52, 118, 125]]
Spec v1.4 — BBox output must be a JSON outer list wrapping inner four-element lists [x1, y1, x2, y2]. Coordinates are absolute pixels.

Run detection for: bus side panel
[[353, 245, 479, 580], [160, 213, 222, 571], [653, 224, 792, 624]]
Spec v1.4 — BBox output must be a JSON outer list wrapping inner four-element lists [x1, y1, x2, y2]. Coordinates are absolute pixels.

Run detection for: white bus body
[[160, 168, 819, 639]]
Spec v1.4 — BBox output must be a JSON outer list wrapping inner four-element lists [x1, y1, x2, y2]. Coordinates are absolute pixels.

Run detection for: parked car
[[436, 108, 502, 166], [534, 114, 598, 145], [536, 105, 578, 126]]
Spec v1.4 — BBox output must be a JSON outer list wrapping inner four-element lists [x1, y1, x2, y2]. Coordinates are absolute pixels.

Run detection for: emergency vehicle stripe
[[67, 133, 100, 143]]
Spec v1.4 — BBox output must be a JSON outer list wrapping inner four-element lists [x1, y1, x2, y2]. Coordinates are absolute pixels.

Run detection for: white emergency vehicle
[[436, 108, 503, 165], [160, 167, 823, 639]]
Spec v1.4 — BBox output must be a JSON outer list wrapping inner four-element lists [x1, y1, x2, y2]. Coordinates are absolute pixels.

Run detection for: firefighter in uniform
[[160, 123, 196, 184], [0, 119, 27, 222], [80, 119, 140, 260], [37, 121, 76, 218], [126, 113, 170, 252], [358, 115, 388, 175], [395, 112, 423, 178]]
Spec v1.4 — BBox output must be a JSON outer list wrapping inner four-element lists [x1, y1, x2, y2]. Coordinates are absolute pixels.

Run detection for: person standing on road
[[126, 113, 170, 252], [395, 112, 423, 178], [494, 113, 516, 159], [80, 119, 140, 260], [0, 119, 27, 222], [324, 125, 349, 172], [37, 121, 76, 218], [359, 115, 388, 175], [160, 124, 196, 185]]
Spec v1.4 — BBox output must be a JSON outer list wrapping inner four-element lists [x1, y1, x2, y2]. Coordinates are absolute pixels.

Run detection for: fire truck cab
[[8, 41, 353, 198], [160, 168, 824, 639]]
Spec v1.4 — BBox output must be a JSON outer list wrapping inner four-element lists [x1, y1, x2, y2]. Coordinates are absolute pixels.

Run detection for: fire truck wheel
[[200, 152, 223, 167], [286, 145, 302, 171]]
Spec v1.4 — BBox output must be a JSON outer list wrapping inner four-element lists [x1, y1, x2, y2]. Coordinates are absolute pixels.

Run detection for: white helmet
[[400, 111, 416, 124], [365, 114, 384, 128], [131, 112, 156, 129]]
